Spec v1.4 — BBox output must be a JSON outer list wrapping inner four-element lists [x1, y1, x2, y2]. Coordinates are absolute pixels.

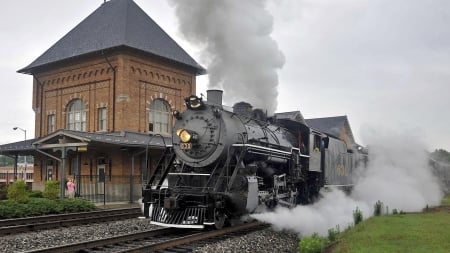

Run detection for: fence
[[75, 175, 144, 204], [0, 168, 33, 184]]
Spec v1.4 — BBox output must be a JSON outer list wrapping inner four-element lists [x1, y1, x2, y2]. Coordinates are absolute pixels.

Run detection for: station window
[[149, 99, 171, 134], [67, 99, 86, 131], [98, 107, 107, 131], [47, 114, 55, 134]]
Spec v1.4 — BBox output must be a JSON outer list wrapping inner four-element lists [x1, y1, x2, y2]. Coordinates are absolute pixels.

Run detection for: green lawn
[[331, 197, 450, 253]]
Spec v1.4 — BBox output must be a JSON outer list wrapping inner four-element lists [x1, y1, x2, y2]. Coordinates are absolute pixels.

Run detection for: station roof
[[18, 0, 205, 75], [0, 130, 171, 154]]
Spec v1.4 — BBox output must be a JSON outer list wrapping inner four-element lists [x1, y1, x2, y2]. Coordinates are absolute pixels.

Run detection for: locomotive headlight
[[177, 129, 192, 143], [180, 130, 191, 143], [176, 128, 199, 143]]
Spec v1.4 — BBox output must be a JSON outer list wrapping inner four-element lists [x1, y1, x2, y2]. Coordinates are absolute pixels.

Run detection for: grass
[[329, 195, 450, 253]]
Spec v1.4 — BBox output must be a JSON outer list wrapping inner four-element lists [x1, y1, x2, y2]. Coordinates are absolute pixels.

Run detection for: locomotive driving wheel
[[214, 208, 226, 229]]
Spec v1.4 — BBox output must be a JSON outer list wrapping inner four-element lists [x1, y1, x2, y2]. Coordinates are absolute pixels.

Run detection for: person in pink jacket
[[67, 177, 76, 198]]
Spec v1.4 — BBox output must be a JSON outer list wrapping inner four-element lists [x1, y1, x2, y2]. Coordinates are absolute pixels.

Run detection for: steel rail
[[0, 207, 141, 236], [118, 221, 268, 252], [21, 221, 267, 253], [22, 227, 181, 253]]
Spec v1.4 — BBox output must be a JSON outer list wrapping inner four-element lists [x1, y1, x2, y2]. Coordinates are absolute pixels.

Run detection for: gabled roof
[[18, 0, 205, 74], [305, 116, 355, 142]]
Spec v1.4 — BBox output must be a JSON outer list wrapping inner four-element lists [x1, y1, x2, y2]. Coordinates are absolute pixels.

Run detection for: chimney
[[207, 89, 223, 106]]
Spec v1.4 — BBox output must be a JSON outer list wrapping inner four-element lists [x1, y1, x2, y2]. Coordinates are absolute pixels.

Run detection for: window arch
[[67, 99, 86, 131], [149, 99, 171, 134]]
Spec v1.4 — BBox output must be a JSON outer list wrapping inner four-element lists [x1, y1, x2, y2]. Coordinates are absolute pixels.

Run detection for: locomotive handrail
[[232, 143, 291, 155], [232, 143, 311, 159], [291, 148, 310, 158]]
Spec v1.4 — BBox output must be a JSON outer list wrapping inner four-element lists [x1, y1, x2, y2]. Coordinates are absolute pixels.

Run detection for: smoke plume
[[169, 0, 285, 114], [252, 128, 443, 236]]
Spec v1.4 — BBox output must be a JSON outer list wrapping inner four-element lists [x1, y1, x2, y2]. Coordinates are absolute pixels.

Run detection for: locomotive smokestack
[[207, 89, 223, 106]]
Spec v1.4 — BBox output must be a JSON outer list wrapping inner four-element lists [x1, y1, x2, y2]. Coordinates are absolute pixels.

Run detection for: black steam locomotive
[[142, 90, 366, 228]]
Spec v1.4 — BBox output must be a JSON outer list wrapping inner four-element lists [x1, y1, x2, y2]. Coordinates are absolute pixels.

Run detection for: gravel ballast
[[0, 219, 299, 252]]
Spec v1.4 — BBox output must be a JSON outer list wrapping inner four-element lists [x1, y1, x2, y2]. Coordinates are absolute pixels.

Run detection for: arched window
[[67, 99, 86, 131], [149, 99, 170, 134]]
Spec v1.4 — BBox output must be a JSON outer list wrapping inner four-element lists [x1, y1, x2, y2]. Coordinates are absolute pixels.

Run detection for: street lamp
[[13, 127, 27, 181], [13, 127, 27, 139]]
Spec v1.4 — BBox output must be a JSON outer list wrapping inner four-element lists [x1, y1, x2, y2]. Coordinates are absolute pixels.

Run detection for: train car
[[142, 90, 366, 228]]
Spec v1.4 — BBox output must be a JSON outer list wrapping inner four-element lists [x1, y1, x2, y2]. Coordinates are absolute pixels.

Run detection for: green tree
[[0, 155, 14, 166]]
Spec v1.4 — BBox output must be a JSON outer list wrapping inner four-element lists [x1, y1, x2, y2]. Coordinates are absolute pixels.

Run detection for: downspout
[[130, 151, 134, 203], [102, 51, 116, 131]]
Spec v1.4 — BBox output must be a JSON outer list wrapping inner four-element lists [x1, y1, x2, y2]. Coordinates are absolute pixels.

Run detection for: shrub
[[57, 198, 96, 213], [374, 200, 383, 216], [0, 198, 96, 218], [0, 200, 27, 218], [353, 207, 363, 225], [298, 233, 328, 253], [25, 198, 59, 216], [392, 208, 398, 215], [0, 184, 7, 200], [7, 180, 29, 203], [43, 180, 60, 200], [327, 226, 340, 242], [28, 190, 43, 198]]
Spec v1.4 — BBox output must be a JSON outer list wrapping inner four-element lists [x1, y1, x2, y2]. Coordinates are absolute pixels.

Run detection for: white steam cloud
[[352, 127, 442, 212], [252, 128, 443, 236], [169, 0, 285, 114]]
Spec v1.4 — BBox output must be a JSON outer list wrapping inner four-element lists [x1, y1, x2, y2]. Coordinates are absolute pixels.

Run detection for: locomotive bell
[[185, 95, 204, 109]]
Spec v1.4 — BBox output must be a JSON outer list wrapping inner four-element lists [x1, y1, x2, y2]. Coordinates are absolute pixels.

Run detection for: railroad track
[[0, 207, 142, 236], [22, 221, 268, 253]]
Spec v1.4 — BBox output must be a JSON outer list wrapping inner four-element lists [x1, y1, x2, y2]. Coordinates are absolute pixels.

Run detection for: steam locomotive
[[142, 90, 367, 229]]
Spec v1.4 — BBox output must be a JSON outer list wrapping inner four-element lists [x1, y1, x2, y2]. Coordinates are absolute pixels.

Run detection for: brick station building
[[0, 0, 204, 202]]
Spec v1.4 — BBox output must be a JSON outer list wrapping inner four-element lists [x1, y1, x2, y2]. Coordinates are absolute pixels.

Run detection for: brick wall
[[32, 50, 197, 138]]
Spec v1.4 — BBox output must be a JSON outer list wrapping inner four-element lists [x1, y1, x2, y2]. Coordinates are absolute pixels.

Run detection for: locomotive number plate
[[180, 143, 192, 150]]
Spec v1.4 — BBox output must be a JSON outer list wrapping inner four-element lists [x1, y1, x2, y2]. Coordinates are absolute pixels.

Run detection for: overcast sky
[[1, 0, 449, 151]]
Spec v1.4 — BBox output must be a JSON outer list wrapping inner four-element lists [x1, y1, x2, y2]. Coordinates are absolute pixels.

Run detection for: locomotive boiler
[[142, 90, 365, 228]]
